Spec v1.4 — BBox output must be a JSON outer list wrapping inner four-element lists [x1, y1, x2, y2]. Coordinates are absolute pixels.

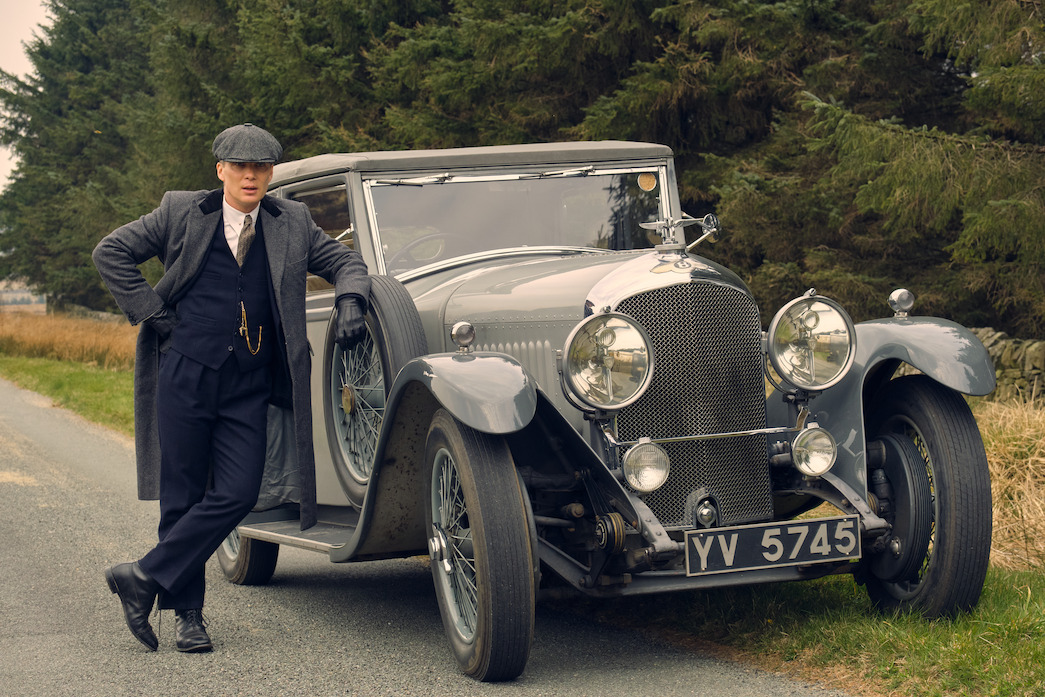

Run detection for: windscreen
[[367, 169, 665, 273]]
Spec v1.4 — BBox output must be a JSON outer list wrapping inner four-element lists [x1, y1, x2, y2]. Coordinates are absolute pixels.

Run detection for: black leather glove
[[145, 306, 179, 341], [335, 296, 367, 350]]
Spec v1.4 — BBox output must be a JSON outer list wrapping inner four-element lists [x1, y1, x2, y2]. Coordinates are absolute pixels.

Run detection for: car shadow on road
[[203, 549, 849, 696]]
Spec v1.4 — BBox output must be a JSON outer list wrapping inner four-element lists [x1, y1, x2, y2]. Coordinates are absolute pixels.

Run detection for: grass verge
[[570, 565, 1045, 697], [0, 355, 134, 436]]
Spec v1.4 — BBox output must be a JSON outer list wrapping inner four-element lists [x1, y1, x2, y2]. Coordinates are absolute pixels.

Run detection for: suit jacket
[[93, 188, 370, 529]]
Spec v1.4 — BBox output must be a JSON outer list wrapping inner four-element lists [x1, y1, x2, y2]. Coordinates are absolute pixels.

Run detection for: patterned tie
[[236, 214, 255, 267]]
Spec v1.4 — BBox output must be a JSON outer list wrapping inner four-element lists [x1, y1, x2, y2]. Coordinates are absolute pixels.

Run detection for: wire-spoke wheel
[[330, 330, 383, 483], [425, 409, 535, 682], [324, 275, 426, 506], [864, 375, 992, 616]]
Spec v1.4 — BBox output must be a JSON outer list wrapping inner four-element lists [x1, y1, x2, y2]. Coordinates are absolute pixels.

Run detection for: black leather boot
[[175, 608, 213, 653], [104, 562, 160, 651]]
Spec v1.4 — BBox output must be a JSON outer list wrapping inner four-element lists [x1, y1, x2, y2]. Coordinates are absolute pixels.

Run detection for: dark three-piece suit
[[94, 188, 369, 608]]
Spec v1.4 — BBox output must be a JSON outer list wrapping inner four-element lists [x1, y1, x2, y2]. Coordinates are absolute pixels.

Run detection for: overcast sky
[[1, 0, 52, 192]]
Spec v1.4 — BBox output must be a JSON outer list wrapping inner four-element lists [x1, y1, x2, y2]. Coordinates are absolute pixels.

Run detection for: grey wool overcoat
[[93, 188, 370, 529]]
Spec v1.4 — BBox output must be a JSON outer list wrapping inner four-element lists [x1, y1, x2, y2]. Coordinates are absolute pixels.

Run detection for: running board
[[237, 520, 354, 553]]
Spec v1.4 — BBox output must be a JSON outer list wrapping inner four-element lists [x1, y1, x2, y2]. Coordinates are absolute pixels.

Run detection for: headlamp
[[767, 292, 856, 391], [563, 312, 653, 410]]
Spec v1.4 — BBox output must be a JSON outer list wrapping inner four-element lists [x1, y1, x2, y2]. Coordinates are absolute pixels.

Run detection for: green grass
[[571, 567, 1045, 696], [2, 353, 1042, 696], [0, 355, 134, 436]]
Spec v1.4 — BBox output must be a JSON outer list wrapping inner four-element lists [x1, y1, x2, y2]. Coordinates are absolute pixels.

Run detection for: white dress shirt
[[221, 198, 261, 258]]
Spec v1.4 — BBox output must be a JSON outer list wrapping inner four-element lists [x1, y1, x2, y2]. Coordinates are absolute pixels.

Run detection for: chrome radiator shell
[[615, 282, 774, 528]]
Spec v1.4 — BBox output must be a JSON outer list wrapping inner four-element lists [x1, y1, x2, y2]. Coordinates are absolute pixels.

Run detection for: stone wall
[[0, 280, 46, 315], [971, 328, 1045, 402]]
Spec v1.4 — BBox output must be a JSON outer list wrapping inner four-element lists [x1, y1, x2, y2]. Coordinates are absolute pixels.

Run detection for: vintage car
[[217, 141, 996, 681]]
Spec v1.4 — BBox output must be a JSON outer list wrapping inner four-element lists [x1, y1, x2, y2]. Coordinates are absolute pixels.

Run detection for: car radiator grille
[[616, 282, 773, 528]]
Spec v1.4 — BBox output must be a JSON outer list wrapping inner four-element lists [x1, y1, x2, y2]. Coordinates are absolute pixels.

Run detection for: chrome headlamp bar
[[601, 406, 809, 448]]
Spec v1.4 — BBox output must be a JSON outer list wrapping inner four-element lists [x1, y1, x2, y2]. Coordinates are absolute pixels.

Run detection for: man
[[93, 123, 369, 652]]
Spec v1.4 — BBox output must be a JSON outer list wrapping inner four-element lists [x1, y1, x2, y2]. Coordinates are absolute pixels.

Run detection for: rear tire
[[218, 530, 279, 586], [864, 375, 992, 616]]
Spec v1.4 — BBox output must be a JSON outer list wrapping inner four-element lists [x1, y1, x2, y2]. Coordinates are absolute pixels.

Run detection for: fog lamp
[[622, 438, 670, 493], [792, 427, 837, 477]]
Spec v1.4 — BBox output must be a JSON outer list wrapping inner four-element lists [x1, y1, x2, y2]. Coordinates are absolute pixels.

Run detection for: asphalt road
[[0, 377, 854, 697]]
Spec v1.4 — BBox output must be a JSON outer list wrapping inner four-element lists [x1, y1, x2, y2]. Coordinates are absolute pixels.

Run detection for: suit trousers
[[139, 349, 270, 610]]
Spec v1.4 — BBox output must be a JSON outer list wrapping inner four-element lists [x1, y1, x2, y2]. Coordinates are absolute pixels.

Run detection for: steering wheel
[[386, 232, 461, 270]]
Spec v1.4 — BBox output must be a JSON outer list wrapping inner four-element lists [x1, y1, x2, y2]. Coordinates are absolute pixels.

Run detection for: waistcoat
[[170, 217, 274, 371]]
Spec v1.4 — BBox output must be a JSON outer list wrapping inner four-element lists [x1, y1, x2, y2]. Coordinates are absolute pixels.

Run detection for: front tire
[[217, 530, 279, 585], [864, 375, 992, 616], [425, 410, 535, 681]]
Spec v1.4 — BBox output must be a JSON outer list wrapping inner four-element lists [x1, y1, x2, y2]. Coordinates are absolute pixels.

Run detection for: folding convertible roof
[[272, 141, 674, 187]]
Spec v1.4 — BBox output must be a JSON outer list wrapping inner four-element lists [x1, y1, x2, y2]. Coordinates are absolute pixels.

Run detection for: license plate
[[685, 515, 861, 576]]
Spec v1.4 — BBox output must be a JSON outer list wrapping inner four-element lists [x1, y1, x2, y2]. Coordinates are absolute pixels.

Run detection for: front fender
[[392, 351, 539, 434], [329, 351, 538, 562], [771, 317, 995, 501], [854, 317, 996, 396]]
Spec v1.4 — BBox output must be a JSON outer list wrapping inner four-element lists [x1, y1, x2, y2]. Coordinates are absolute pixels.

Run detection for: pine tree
[[368, 0, 661, 147], [795, 0, 1045, 335], [1, 0, 1041, 334], [571, 0, 1045, 335], [0, 0, 151, 309], [233, 0, 382, 155]]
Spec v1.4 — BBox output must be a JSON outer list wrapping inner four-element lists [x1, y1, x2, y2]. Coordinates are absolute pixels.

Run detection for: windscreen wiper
[[519, 166, 596, 179], [372, 172, 454, 186]]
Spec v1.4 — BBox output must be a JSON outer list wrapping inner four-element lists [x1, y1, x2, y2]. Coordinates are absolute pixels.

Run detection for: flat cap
[[212, 123, 283, 163]]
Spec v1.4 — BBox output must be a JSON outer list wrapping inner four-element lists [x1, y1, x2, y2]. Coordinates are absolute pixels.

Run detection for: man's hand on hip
[[145, 306, 179, 340]]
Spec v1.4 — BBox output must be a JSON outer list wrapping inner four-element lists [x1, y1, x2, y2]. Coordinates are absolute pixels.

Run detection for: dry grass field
[[1, 311, 1042, 569], [0, 310, 136, 370], [976, 398, 1045, 570]]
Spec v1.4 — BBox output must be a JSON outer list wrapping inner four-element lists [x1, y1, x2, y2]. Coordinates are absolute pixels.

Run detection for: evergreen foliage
[[0, 0, 1042, 335], [0, 0, 151, 309]]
